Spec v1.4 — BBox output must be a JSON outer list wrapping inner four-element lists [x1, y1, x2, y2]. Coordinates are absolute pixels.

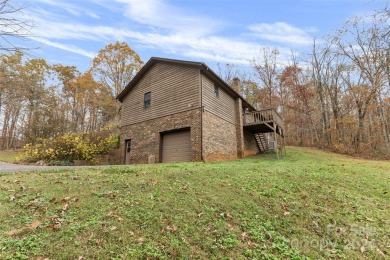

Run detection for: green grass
[[0, 150, 20, 163], [0, 147, 389, 259]]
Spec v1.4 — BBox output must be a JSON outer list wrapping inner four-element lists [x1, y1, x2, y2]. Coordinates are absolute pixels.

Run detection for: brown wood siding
[[121, 63, 200, 126], [162, 130, 191, 162], [202, 75, 236, 124]]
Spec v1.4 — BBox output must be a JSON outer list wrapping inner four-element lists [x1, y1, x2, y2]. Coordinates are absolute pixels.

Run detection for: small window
[[126, 140, 131, 153], [214, 84, 219, 98], [144, 92, 151, 109]]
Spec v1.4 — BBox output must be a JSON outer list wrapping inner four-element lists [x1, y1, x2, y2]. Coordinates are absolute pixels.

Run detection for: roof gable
[[116, 57, 255, 111]]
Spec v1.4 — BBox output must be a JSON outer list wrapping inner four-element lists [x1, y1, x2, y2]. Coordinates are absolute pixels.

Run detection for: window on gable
[[144, 92, 151, 109], [214, 84, 219, 98]]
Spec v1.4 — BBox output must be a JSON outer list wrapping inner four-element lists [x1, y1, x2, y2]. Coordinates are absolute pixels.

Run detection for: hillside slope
[[0, 147, 389, 259]]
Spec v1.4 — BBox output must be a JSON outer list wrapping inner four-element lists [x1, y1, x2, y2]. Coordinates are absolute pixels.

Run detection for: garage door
[[162, 130, 192, 163]]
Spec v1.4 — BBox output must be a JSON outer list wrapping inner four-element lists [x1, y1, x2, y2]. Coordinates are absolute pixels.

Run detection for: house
[[117, 57, 284, 164]]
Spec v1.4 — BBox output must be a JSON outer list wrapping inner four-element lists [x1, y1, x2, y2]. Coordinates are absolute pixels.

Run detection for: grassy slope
[[0, 147, 389, 259], [0, 150, 20, 163]]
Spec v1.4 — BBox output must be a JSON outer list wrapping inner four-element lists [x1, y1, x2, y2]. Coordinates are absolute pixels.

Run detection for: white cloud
[[115, 0, 222, 36], [25, 0, 311, 66], [86, 11, 100, 19], [34, 0, 100, 19], [249, 22, 315, 45], [34, 38, 96, 58]]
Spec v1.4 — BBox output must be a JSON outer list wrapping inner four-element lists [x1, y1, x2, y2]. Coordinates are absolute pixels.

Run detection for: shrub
[[21, 131, 119, 163]]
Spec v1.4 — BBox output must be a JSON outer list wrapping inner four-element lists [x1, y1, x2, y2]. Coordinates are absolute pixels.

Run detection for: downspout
[[200, 70, 204, 162]]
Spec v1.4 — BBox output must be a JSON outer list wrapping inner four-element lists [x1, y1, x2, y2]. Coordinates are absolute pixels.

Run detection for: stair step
[[254, 133, 269, 153]]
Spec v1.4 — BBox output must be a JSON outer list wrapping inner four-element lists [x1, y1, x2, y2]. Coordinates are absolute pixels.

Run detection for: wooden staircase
[[254, 133, 269, 152], [243, 108, 285, 158]]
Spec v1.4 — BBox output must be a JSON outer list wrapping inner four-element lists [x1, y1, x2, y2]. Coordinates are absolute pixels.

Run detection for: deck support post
[[282, 129, 286, 156], [274, 122, 279, 160], [278, 127, 284, 158]]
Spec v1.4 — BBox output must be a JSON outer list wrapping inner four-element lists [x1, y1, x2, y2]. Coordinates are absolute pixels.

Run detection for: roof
[[116, 57, 256, 111]]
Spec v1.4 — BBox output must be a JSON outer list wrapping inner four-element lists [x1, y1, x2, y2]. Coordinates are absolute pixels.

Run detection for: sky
[[11, 0, 388, 73]]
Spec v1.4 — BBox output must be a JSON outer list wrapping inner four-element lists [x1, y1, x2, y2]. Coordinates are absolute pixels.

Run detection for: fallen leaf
[[61, 197, 69, 203], [46, 223, 61, 231], [365, 217, 374, 222], [160, 217, 170, 223], [281, 203, 289, 211], [30, 220, 41, 229], [107, 211, 123, 221], [4, 220, 41, 236], [165, 225, 178, 233], [9, 195, 15, 201], [376, 248, 385, 257], [360, 246, 366, 253], [135, 237, 144, 243], [197, 212, 205, 218], [62, 203, 69, 211], [247, 240, 256, 249]]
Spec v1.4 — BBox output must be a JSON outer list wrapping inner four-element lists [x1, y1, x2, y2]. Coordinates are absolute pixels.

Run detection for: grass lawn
[[0, 147, 389, 259], [0, 150, 20, 163]]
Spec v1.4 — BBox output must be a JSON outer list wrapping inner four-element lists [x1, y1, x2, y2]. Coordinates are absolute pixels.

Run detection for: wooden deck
[[243, 108, 285, 158], [243, 108, 284, 135]]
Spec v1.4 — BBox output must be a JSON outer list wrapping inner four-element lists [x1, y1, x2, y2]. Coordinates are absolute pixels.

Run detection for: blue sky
[[15, 0, 387, 72]]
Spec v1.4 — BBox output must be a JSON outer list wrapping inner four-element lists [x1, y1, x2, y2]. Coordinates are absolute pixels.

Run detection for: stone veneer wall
[[120, 108, 202, 164], [243, 130, 259, 157], [202, 111, 237, 161]]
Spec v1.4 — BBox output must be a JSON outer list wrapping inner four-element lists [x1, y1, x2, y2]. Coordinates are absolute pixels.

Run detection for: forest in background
[[223, 8, 390, 159], [0, 3, 389, 159]]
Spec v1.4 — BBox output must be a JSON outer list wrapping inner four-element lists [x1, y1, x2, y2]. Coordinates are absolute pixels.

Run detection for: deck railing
[[243, 108, 284, 129]]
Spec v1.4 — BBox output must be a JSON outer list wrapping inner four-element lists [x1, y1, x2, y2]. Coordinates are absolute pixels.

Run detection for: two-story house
[[117, 57, 284, 164]]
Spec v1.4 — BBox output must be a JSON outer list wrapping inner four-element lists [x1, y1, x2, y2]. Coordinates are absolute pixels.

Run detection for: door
[[162, 130, 192, 163], [125, 139, 131, 164]]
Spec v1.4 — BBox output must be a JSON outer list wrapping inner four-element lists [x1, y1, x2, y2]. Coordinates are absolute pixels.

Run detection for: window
[[126, 140, 131, 153], [214, 84, 219, 98], [144, 92, 151, 109]]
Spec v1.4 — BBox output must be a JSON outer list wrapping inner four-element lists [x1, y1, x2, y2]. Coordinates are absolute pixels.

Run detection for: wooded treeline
[[0, 4, 388, 159], [243, 10, 390, 158], [0, 42, 143, 149]]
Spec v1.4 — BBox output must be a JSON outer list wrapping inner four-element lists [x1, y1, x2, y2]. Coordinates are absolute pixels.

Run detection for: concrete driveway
[[0, 161, 106, 173]]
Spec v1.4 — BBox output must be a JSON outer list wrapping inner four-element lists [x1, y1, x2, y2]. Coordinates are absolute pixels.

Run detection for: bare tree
[[0, 0, 32, 52], [334, 15, 389, 152], [310, 39, 347, 145], [252, 47, 280, 108]]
